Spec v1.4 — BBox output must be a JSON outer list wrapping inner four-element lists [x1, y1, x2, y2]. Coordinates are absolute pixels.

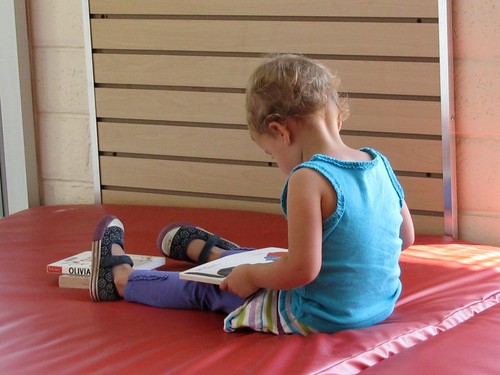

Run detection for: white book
[[179, 247, 288, 285]]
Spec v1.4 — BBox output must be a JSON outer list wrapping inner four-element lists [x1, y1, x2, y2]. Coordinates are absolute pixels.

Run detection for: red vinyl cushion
[[363, 304, 500, 374], [0, 204, 498, 374]]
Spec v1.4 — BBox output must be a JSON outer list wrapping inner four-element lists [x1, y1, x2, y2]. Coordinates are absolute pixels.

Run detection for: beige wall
[[28, 0, 94, 205], [452, 1, 500, 246], [27, 0, 499, 245]]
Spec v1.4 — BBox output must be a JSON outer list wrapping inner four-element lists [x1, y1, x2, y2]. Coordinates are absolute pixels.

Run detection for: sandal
[[90, 215, 134, 302], [157, 223, 239, 264]]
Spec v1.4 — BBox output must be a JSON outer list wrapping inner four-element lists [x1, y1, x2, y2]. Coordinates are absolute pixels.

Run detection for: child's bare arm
[[221, 169, 326, 297], [400, 201, 415, 250]]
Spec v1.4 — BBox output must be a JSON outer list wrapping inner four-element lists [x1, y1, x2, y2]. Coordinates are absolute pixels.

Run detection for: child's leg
[[124, 270, 244, 313], [157, 223, 255, 264], [90, 215, 246, 310]]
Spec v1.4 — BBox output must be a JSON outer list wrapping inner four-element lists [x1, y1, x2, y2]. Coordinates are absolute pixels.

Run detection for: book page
[[179, 247, 287, 285]]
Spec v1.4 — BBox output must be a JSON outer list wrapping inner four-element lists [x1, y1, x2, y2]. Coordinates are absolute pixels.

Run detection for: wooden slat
[[101, 190, 282, 214], [95, 88, 244, 124], [344, 135, 442, 174], [411, 215, 444, 235], [95, 89, 441, 136], [98, 123, 442, 174], [399, 176, 443, 212], [93, 54, 440, 97], [91, 19, 439, 58], [90, 0, 438, 18], [98, 122, 268, 162], [346, 99, 441, 136], [336, 61, 439, 96], [100, 156, 286, 199]]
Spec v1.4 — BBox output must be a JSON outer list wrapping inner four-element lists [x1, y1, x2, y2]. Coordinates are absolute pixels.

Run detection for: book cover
[[179, 247, 287, 285], [47, 251, 166, 276]]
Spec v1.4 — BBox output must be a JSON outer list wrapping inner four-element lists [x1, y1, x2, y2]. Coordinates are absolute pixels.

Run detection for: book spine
[[58, 275, 90, 289], [47, 265, 91, 276]]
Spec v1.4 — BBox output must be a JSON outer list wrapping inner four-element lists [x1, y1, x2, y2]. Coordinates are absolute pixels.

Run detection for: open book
[[179, 247, 288, 285]]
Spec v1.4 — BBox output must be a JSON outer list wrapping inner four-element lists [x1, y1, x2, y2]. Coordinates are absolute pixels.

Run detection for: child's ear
[[268, 121, 292, 144], [268, 121, 281, 135]]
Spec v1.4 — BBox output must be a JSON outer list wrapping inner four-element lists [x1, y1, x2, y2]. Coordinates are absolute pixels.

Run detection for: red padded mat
[[0, 205, 498, 374]]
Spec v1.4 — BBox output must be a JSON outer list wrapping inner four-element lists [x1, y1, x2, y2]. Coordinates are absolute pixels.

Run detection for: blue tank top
[[280, 148, 404, 332]]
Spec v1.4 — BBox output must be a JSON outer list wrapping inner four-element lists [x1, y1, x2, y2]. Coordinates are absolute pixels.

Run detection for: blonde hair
[[246, 54, 349, 134]]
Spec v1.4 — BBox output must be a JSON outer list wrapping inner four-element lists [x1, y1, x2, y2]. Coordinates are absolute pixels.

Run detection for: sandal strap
[[101, 255, 134, 268], [198, 235, 220, 264]]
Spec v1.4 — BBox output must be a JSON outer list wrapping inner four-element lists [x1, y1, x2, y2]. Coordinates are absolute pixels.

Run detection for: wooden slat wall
[[88, 0, 445, 234]]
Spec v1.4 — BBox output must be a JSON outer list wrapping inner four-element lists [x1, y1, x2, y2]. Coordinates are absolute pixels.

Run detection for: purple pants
[[123, 249, 248, 313]]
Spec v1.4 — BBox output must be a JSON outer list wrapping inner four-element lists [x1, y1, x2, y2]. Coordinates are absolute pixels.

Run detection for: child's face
[[250, 130, 299, 175]]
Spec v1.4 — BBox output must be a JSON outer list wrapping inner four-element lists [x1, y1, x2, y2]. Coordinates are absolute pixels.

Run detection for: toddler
[[90, 54, 414, 335]]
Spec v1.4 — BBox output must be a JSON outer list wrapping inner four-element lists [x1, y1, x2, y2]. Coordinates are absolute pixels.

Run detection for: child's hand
[[220, 264, 259, 298]]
